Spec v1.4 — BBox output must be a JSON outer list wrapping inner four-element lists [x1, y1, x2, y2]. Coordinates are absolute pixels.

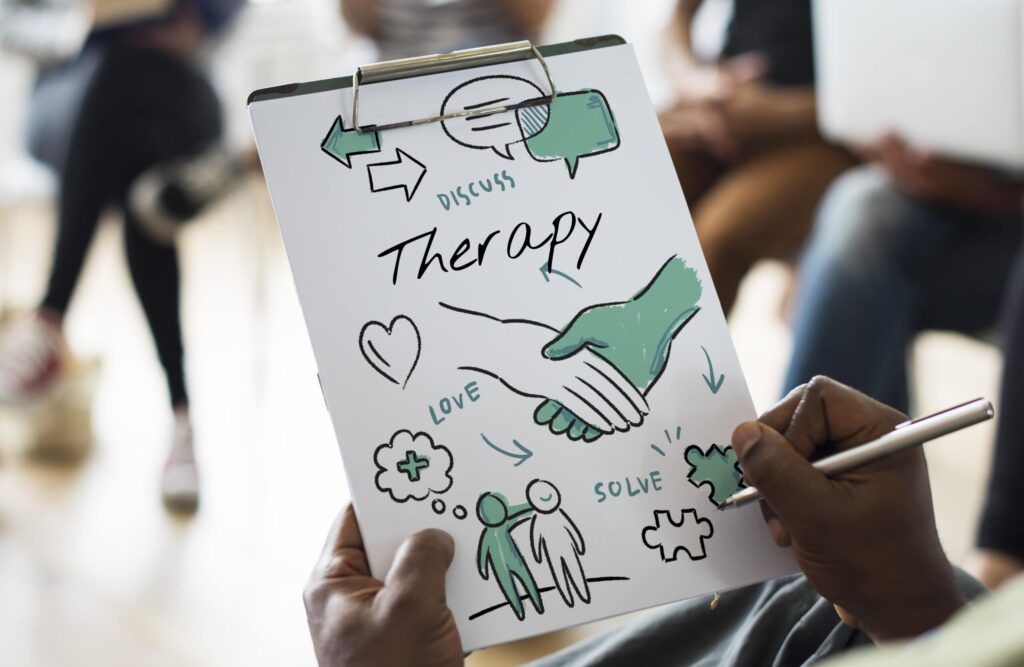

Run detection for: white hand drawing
[[439, 302, 648, 435], [527, 480, 591, 607]]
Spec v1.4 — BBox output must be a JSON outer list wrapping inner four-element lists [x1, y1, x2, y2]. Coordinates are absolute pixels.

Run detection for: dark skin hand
[[731, 377, 965, 642], [658, 55, 764, 160], [304, 505, 464, 667], [856, 135, 1024, 216], [659, 73, 818, 162], [661, 0, 819, 160]]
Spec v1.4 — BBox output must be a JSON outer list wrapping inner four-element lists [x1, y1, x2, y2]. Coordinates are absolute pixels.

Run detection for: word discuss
[[377, 210, 602, 285], [436, 170, 516, 211]]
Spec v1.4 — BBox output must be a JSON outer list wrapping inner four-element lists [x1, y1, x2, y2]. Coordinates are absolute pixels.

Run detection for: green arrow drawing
[[701, 345, 725, 394], [320, 115, 381, 168], [480, 433, 533, 466]]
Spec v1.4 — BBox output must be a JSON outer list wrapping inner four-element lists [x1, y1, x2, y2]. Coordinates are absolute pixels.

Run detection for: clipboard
[[248, 35, 797, 651]]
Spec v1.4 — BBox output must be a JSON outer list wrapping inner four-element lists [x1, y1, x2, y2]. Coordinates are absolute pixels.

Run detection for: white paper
[[249, 42, 797, 651]]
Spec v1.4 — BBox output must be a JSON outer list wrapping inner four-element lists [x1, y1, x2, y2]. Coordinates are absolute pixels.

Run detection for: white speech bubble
[[441, 75, 549, 160]]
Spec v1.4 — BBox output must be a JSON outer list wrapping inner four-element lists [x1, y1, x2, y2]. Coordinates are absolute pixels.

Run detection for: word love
[[378, 209, 602, 285], [594, 470, 663, 503], [429, 381, 481, 426]]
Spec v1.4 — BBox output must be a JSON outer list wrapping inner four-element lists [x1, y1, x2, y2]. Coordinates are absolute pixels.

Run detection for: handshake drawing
[[445, 256, 703, 442]]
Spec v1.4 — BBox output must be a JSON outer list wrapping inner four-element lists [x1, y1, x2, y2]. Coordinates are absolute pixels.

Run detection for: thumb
[[732, 421, 834, 527], [385, 528, 455, 604], [543, 315, 601, 359]]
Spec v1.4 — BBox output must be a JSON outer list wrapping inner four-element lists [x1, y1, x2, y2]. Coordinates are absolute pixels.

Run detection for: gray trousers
[[529, 570, 985, 667]]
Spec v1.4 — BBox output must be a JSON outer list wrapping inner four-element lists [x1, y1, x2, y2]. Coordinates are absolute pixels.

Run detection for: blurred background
[[0, 0, 1018, 665]]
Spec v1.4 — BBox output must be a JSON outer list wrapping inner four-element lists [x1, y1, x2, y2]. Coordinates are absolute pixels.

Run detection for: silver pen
[[717, 397, 995, 511]]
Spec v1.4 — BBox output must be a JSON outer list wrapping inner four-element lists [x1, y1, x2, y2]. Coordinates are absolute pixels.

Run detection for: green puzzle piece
[[685, 444, 744, 507]]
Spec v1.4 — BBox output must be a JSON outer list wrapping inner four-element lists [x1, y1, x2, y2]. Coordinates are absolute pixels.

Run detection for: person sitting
[[0, 0, 244, 511], [300, 378, 1024, 666], [783, 135, 1023, 412], [340, 0, 556, 61], [659, 0, 855, 315], [780, 136, 1024, 590]]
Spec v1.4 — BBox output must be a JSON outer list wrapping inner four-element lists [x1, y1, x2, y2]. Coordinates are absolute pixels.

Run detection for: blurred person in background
[[0, 0, 245, 511], [969, 247, 1024, 589], [781, 137, 1024, 588], [340, 0, 555, 61], [659, 0, 855, 315]]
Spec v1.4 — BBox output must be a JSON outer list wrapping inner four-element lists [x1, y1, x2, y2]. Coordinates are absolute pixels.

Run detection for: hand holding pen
[[729, 377, 970, 643]]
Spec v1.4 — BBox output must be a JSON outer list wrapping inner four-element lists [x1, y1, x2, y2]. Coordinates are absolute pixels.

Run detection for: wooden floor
[[0, 178, 1001, 666]]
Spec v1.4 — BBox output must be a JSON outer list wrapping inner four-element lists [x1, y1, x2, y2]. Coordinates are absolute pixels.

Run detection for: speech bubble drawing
[[374, 430, 454, 503], [518, 89, 620, 179], [441, 75, 549, 160]]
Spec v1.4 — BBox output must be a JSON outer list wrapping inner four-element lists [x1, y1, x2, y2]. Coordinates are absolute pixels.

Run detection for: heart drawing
[[359, 315, 421, 388]]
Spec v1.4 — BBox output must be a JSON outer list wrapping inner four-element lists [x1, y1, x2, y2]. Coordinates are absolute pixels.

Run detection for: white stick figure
[[526, 479, 591, 607]]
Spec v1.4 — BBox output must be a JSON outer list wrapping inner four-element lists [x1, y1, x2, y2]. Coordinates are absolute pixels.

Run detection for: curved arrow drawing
[[701, 345, 725, 394], [480, 433, 533, 466], [367, 148, 427, 202], [539, 261, 583, 288]]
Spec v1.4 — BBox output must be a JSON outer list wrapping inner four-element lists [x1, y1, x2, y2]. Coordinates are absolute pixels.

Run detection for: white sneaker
[[0, 312, 66, 405], [161, 409, 199, 513]]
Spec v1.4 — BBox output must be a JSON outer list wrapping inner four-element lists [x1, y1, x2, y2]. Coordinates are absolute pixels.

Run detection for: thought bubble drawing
[[441, 75, 549, 160], [518, 89, 620, 179], [374, 430, 454, 503]]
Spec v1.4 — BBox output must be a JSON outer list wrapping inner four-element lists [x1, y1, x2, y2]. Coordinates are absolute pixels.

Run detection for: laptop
[[813, 0, 1024, 169]]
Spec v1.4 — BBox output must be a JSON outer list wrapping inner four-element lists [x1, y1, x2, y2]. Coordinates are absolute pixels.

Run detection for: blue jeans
[[979, 247, 1024, 560], [783, 166, 1022, 412]]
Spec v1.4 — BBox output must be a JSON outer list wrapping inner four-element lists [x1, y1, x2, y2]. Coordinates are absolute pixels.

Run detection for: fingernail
[[732, 422, 762, 456]]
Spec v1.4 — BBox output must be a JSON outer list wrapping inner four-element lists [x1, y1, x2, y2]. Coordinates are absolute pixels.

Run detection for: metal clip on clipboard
[[351, 40, 558, 133]]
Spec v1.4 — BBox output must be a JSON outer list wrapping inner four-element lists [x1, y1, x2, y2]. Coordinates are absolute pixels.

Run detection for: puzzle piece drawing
[[641, 509, 713, 562], [685, 444, 744, 507]]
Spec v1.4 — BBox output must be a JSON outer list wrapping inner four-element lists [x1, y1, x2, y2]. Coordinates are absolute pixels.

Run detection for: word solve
[[594, 470, 664, 503]]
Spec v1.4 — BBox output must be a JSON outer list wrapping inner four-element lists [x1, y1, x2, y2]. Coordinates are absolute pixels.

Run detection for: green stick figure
[[476, 492, 543, 621]]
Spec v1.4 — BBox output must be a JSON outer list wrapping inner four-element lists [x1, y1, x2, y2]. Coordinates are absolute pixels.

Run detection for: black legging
[[978, 247, 1024, 562], [40, 42, 222, 408]]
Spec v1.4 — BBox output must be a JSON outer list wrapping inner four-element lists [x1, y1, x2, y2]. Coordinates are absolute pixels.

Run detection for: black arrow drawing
[[366, 148, 427, 202]]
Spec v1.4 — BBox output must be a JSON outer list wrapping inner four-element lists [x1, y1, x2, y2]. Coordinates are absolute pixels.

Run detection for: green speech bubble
[[517, 90, 620, 179]]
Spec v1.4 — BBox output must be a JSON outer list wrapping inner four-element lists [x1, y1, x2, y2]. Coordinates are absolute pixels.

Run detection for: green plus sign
[[396, 450, 430, 482]]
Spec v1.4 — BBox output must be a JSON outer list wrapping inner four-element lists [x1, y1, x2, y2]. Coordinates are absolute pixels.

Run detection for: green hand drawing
[[476, 492, 543, 621], [534, 256, 703, 441]]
